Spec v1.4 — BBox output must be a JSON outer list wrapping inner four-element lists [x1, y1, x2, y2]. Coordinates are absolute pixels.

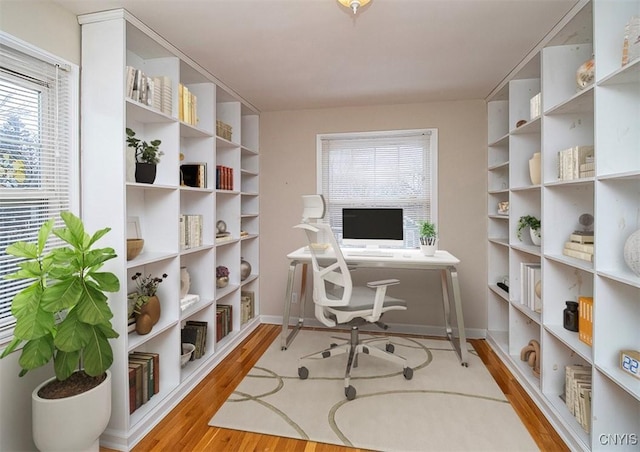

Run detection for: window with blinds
[[0, 33, 78, 342], [318, 129, 437, 248]]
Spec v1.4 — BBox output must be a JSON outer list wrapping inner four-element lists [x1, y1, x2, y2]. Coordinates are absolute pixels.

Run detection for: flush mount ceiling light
[[338, 0, 371, 14]]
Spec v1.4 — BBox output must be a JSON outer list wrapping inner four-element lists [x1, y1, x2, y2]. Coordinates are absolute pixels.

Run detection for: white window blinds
[[0, 33, 78, 342], [319, 129, 437, 248]]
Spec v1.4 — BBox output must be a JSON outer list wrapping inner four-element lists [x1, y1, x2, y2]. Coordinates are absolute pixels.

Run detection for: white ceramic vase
[[32, 370, 111, 452], [530, 228, 542, 246], [180, 266, 190, 299], [529, 152, 541, 185]]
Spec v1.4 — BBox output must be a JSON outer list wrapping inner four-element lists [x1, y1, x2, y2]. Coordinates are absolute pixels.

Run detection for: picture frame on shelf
[[127, 216, 142, 239]]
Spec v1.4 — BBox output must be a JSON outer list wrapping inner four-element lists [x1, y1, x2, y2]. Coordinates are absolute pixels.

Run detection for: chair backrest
[[294, 222, 352, 326]]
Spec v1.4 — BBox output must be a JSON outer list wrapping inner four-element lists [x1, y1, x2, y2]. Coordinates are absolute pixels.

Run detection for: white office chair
[[294, 215, 413, 400]]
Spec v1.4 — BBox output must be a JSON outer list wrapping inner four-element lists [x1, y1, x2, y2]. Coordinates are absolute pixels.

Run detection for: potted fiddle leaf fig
[[0, 211, 120, 451], [126, 127, 163, 184], [418, 220, 438, 256]]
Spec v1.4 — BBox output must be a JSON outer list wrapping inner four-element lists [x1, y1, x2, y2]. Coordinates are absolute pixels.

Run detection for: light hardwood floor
[[104, 324, 568, 451]]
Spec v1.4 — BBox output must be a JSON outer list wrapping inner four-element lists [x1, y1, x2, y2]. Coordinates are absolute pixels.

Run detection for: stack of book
[[179, 214, 203, 249], [216, 165, 234, 190], [557, 146, 594, 181], [216, 120, 232, 141], [578, 296, 594, 346], [216, 305, 233, 341], [520, 263, 541, 313], [179, 293, 200, 312], [563, 232, 594, 262], [563, 365, 592, 433], [181, 320, 208, 360], [241, 291, 255, 325], [178, 83, 198, 126], [128, 351, 160, 414], [529, 92, 541, 119]]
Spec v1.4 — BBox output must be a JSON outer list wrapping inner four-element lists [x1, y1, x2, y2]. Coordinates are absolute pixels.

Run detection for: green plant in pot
[[128, 272, 167, 335], [517, 215, 541, 245], [418, 220, 438, 256], [0, 211, 120, 451], [126, 127, 163, 184]]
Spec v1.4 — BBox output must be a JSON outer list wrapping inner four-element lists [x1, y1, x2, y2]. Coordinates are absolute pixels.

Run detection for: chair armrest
[[367, 279, 400, 288]]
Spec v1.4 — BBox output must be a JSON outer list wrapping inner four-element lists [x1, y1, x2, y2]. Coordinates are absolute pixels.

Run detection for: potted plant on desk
[[0, 211, 120, 451], [418, 220, 438, 256]]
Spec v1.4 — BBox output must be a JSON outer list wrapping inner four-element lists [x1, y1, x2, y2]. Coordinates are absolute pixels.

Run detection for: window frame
[[0, 32, 80, 346], [316, 128, 438, 248]]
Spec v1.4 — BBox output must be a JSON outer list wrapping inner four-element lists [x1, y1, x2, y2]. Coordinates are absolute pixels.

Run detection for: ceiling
[[53, 0, 579, 112]]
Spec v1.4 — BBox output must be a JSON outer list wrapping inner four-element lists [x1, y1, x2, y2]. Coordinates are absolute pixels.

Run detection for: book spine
[[564, 242, 594, 253], [578, 297, 593, 346]]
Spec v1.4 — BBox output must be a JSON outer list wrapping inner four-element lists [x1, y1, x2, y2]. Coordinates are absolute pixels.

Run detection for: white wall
[[0, 2, 80, 450], [259, 100, 488, 335]]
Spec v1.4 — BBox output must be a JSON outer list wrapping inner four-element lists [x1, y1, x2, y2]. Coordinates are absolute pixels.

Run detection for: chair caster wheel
[[385, 343, 395, 353], [345, 385, 356, 400], [330, 343, 338, 348], [298, 367, 309, 380], [403, 367, 413, 380]]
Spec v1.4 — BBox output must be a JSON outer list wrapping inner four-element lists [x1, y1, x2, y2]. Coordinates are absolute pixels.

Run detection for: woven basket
[[127, 238, 144, 261]]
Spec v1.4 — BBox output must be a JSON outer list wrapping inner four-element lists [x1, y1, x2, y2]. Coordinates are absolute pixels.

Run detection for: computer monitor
[[341, 208, 404, 248]]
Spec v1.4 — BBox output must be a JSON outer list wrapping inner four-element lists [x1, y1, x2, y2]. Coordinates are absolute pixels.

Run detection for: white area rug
[[209, 330, 538, 451]]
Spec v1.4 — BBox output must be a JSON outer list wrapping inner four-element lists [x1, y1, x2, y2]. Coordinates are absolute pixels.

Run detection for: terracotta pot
[[135, 313, 153, 335], [140, 295, 161, 325]]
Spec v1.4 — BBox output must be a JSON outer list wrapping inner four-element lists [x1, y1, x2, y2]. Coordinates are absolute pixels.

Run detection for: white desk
[[281, 247, 469, 366]]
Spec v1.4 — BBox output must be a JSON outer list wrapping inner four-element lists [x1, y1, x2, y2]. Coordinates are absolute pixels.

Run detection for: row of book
[[622, 15, 640, 67], [216, 120, 232, 141], [216, 165, 234, 190], [240, 291, 255, 325], [563, 365, 592, 433], [216, 305, 232, 342], [181, 320, 208, 361], [562, 232, 594, 262], [578, 296, 593, 346], [520, 263, 541, 313], [179, 214, 203, 249], [557, 146, 594, 181], [125, 66, 172, 116], [128, 351, 160, 414], [178, 83, 198, 126]]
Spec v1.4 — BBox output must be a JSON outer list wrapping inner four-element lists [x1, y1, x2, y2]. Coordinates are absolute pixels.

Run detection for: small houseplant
[[418, 220, 438, 256], [517, 215, 541, 245], [126, 127, 163, 184], [216, 265, 230, 288], [128, 272, 167, 335], [0, 211, 120, 450]]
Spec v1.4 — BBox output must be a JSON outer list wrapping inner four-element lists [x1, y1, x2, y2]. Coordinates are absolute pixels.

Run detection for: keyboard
[[345, 250, 394, 258]]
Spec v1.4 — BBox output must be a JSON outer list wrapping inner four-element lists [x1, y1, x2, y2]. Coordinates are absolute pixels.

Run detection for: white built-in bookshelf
[[486, 1, 639, 450], [78, 9, 260, 450]]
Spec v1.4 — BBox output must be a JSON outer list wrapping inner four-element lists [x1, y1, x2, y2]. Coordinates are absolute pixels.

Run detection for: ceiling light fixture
[[338, 0, 371, 14]]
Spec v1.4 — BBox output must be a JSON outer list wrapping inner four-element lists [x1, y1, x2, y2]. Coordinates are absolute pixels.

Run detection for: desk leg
[[281, 260, 304, 350], [440, 268, 469, 367]]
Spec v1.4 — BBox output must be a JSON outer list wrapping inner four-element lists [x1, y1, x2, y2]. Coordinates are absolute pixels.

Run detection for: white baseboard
[[260, 315, 486, 340]]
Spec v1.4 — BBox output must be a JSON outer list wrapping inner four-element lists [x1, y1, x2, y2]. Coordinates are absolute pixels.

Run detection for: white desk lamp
[[301, 194, 325, 223]]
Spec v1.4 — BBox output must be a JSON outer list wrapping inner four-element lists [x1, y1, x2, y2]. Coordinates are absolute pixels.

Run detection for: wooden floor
[[104, 324, 569, 451]]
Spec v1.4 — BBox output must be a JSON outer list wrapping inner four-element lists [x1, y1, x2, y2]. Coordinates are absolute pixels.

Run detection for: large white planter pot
[[32, 370, 111, 452]]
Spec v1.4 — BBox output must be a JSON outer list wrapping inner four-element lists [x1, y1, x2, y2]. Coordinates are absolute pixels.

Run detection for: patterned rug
[[209, 329, 538, 451]]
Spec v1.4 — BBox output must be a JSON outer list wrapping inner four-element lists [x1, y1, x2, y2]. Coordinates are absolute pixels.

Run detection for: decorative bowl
[[126, 238, 144, 261], [181, 343, 196, 367]]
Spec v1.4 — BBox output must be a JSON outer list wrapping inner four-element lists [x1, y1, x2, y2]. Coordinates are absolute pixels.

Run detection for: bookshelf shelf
[[486, 1, 640, 449], [79, 9, 259, 450]]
